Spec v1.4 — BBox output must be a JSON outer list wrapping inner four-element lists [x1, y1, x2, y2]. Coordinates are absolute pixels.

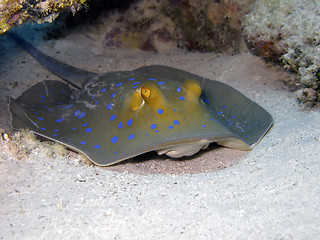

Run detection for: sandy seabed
[[0, 27, 319, 239]]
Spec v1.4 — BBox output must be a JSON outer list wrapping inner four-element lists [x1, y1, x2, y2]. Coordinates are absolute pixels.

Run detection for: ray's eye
[[130, 90, 143, 111], [141, 88, 151, 99], [183, 79, 202, 99]]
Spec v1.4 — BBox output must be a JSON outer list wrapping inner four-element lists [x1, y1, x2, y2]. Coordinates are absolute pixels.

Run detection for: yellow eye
[[130, 90, 143, 111], [141, 88, 151, 99], [183, 79, 202, 98]]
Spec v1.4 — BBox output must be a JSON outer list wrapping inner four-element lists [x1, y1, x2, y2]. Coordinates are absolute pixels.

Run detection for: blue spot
[[74, 110, 81, 117], [59, 89, 64, 94], [146, 134, 149, 136], [107, 103, 114, 110], [168, 125, 174, 129], [110, 114, 117, 121], [211, 117, 216, 122], [52, 134, 59, 137], [83, 123, 88, 127], [174, 109, 177, 112], [231, 116, 236, 119], [56, 118, 64, 123], [115, 151, 118, 154], [228, 122, 233, 126], [118, 122, 124, 129], [128, 134, 135, 140], [245, 135, 249, 138], [86, 128, 92, 133], [78, 112, 86, 119], [41, 128, 46, 130], [148, 78, 157, 80], [158, 109, 164, 115], [151, 123, 157, 129], [177, 87, 181, 92], [101, 88, 107, 93], [179, 96, 185, 101], [132, 86, 138, 89], [34, 112, 39, 115], [54, 129, 60, 132], [204, 99, 210, 104], [41, 95, 46, 99], [95, 144, 101, 149], [174, 120, 180, 125], [72, 128, 77, 130], [47, 109, 53, 111], [95, 100, 99, 105], [40, 99, 44, 102], [38, 117, 44, 120], [92, 95, 95, 100], [133, 82, 142, 85], [115, 82, 123, 87], [202, 125, 206, 128], [111, 136, 118, 144], [111, 92, 118, 98], [128, 78, 135, 81], [127, 119, 133, 126], [64, 104, 73, 109], [158, 81, 166, 85], [217, 111, 223, 115], [222, 106, 226, 109], [80, 141, 87, 145], [156, 130, 159, 133]]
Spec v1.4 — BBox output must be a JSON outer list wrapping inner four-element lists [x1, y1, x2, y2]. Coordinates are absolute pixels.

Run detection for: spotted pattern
[[174, 120, 180, 125], [107, 103, 114, 110], [101, 88, 107, 93], [74, 110, 81, 117], [115, 82, 123, 87], [128, 134, 135, 140], [110, 114, 117, 121], [14, 66, 266, 168], [111, 92, 118, 98], [111, 136, 118, 144], [127, 119, 133, 126], [78, 112, 86, 119], [118, 122, 124, 129]]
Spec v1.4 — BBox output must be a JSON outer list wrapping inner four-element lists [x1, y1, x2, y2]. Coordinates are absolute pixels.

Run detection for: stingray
[[8, 33, 273, 166]]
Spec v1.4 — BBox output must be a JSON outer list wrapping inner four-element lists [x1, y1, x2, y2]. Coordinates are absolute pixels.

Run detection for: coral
[[100, 0, 253, 53], [0, 129, 92, 165], [243, 0, 320, 106], [164, 0, 245, 52], [0, 0, 88, 34]]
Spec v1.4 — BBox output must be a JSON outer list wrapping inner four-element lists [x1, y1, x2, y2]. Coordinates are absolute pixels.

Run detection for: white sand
[[0, 27, 320, 239]]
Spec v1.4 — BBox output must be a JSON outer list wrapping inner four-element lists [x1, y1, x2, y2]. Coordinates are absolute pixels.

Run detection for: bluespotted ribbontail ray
[[8, 33, 273, 166]]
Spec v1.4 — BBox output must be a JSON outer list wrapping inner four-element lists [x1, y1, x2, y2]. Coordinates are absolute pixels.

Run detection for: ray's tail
[[8, 32, 97, 89]]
